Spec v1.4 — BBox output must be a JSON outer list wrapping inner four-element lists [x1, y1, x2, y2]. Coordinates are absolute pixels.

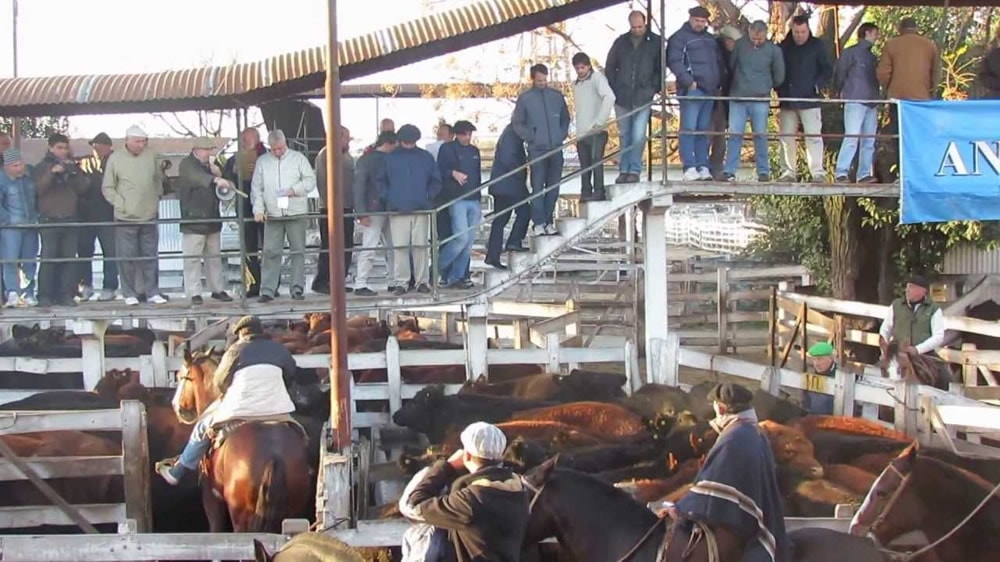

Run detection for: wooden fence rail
[[0, 401, 151, 532]]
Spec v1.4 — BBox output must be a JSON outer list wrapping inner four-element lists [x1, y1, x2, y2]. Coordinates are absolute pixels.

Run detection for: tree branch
[[839, 7, 868, 47]]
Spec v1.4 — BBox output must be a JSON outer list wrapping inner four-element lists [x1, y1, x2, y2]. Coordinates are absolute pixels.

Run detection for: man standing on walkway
[[224, 128, 268, 297], [833, 23, 881, 184], [313, 126, 355, 295], [425, 123, 454, 162], [251, 129, 316, 303], [176, 137, 234, 305], [572, 52, 615, 201], [605, 10, 662, 184], [0, 148, 39, 307], [668, 6, 724, 182], [101, 125, 170, 306], [722, 21, 784, 183], [33, 133, 88, 307], [484, 124, 530, 270], [437, 120, 481, 290], [512, 63, 570, 237], [352, 131, 397, 297], [77, 133, 118, 302], [377, 124, 441, 296], [777, 15, 833, 183], [709, 26, 740, 180], [878, 18, 940, 102]]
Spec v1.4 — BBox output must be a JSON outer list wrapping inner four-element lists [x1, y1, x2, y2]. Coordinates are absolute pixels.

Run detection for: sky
[[0, 0, 723, 148]]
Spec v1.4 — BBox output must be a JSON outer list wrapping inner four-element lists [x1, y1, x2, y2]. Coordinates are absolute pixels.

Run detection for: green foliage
[[746, 195, 832, 292], [0, 116, 69, 139]]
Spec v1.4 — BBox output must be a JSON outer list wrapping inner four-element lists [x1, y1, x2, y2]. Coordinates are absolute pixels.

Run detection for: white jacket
[[573, 70, 616, 135], [211, 364, 296, 425], [250, 149, 316, 217]]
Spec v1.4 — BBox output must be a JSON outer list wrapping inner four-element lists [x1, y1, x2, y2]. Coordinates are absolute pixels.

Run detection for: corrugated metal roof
[[943, 243, 1000, 276], [0, 0, 619, 117]]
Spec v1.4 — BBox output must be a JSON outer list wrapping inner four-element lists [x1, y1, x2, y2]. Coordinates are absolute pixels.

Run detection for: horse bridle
[[865, 462, 1000, 561], [519, 476, 714, 562]]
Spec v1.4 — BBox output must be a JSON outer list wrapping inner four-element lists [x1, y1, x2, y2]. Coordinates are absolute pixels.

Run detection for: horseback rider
[[878, 274, 946, 378], [157, 315, 298, 485], [399, 422, 529, 562], [805, 341, 837, 415], [657, 383, 790, 562]]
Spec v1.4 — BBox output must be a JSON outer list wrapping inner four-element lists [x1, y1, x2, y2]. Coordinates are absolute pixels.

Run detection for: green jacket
[[176, 154, 222, 235], [890, 298, 940, 347]]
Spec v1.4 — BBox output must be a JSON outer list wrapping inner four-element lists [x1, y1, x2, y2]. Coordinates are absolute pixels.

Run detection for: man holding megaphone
[[176, 137, 234, 305]]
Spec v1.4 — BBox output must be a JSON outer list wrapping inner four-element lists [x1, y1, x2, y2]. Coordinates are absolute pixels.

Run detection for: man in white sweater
[[572, 52, 616, 201], [250, 129, 316, 303]]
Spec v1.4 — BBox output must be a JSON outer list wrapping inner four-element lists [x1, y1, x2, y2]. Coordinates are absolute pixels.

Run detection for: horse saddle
[[654, 517, 721, 562], [208, 414, 308, 452]]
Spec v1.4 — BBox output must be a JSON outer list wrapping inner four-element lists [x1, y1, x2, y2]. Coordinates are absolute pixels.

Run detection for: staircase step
[[608, 182, 646, 202], [556, 217, 588, 239], [485, 268, 512, 286], [583, 200, 617, 220], [531, 234, 566, 260], [509, 252, 535, 274]]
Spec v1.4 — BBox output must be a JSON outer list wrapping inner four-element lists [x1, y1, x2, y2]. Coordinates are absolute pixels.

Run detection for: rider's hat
[[232, 315, 263, 336]]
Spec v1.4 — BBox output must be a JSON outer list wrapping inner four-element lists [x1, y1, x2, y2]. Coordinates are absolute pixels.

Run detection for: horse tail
[[248, 457, 287, 533]]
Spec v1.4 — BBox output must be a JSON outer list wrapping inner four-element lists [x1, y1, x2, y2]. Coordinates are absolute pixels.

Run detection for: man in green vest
[[878, 274, 945, 373], [805, 341, 837, 414]]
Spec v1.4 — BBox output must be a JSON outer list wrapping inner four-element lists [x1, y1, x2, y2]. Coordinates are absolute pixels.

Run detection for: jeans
[[724, 101, 771, 176], [176, 413, 213, 470], [38, 221, 78, 303], [115, 221, 160, 299], [615, 106, 651, 175], [486, 194, 530, 263], [677, 88, 714, 170], [438, 200, 480, 284], [0, 227, 38, 297], [529, 150, 563, 226], [835, 103, 878, 179], [577, 131, 608, 196], [77, 222, 118, 290], [779, 107, 825, 177]]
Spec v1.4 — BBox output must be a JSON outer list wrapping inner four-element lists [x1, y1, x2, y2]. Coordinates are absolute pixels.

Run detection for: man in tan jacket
[[877, 18, 941, 101], [101, 125, 170, 306]]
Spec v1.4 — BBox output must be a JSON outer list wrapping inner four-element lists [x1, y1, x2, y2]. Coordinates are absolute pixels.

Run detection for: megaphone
[[215, 183, 247, 201]]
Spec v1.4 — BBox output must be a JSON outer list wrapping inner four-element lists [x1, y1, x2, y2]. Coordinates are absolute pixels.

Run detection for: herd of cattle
[[0, 313, 998, 544]]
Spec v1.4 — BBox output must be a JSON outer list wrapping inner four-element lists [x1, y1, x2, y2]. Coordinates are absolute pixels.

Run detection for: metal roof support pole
[[658, 0, 667, 183], [325, 0, 352, 454], [234, 108, 249, 306]]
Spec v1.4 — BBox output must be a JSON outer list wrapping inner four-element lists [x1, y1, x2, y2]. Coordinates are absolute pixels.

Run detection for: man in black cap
[[76, 132, 119, 302], [878, 274, 945, 367], [156, 315, 298, 486], [436, 120, 481, 289], [659, 383, 789, 562], [377, 124, 441, 295]]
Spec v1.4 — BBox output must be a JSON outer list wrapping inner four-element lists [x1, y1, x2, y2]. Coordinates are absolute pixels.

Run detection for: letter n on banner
[[900, 100, 1000, 224]]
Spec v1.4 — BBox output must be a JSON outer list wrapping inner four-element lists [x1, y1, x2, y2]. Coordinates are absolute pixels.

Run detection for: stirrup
[[155, 457, 179, 472]]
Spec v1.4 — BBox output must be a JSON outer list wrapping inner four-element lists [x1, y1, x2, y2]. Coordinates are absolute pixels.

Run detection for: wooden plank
[[936, 404, 1000, 432], [0, 410, 123, 435], [671, 265, 807, 283], [0, 531, 286, 561], [962, 386, 1000, 401], [779, 306, 804, 368], [120, 400, 151, 533], [669, 289, 773, 303], [0, 503, 125, 529], [0, 456, 123, 481]]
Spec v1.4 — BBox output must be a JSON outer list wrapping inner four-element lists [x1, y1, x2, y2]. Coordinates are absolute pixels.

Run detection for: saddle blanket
[[208, 413, 307, 451]]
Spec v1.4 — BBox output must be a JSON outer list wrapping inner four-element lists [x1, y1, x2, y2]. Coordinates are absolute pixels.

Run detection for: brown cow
[[790, 415, 910, 442], [511, 402, 649, 440], [615, 457, 701, 503], [442, 420, 605, 452], [849, 451, 899, 474], [822, 464, 877, 495], [759, 420, 824, 479]]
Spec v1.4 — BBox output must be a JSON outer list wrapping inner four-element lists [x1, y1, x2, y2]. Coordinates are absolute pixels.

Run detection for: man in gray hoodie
[[722, 21, 785, 182], [512, 63, 570, 237]]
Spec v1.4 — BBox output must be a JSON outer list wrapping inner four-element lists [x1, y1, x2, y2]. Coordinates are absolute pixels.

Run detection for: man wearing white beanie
[[400, 421, 528, 562], [102, 125, 170, 305]]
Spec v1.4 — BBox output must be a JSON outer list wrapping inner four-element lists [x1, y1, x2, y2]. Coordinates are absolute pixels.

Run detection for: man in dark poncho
[[664, 383, 789, 562]]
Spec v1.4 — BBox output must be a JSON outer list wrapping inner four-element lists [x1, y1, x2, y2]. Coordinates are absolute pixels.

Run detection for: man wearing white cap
[[102, 125, 170, 306], [400, 421, 528, 562]]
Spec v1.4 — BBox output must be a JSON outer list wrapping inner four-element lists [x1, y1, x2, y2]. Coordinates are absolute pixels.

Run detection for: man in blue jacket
[[832, 23, 881, 183], [0, 148, 39, 308], [512, 64, 570, 238], [776, 15, 833, 182], [377, 124, 442, 296], [668, 6, 724, 182], [485, 124, 530, 270], [436, 120, 482, 290]]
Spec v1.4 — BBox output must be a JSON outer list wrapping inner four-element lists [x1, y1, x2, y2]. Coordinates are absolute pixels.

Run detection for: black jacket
[[777, 34, 833, 109], [488, 125, 528, 199], [606, 30, 664, 109], [78, 153, 115, 223], [176, 154, 222, 235], [408, 461, 529, 562], [437, 141, 482, 202]]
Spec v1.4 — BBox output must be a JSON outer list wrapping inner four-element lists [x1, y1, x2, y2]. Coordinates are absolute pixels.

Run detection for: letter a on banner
[[899, 100, 1000, 224]]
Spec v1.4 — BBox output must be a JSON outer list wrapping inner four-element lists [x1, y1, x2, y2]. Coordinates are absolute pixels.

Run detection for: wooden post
[[834, 314, 846, 367], [961, 342, 978, 387], [642, 207, 670, 389], [716, 267, 729, 354], [564, 299, 579, 371], [70, 320, 107, 392], [316, 447, 351, 530], [834, 367, 856, 416], [624, 339, 641, 393], [441, 312, 451, 342], [799, 301, 809, 367], [661, 333, 680, 387], [385, 336, 402, 416], [512, 320, 529, 350], [151, 341, 169, 388], [545, 333, 561, 374], [120, 400, 151, 532], [760, 366, 782, 397], [465, 302, 489, 380], [768, 286, 777, 366], [894, 381, 919, 436]]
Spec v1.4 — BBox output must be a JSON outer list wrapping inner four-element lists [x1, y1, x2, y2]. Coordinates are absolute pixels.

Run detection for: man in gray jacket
[[512, 63, 570, 237], [352, 131, 396, 297], [833, 23, 881, 183], [722, 21, 785, 182], [312, 126, 355, 295]]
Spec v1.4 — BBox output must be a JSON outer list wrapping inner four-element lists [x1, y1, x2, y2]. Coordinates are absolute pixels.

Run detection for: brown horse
[[174, 348, 312, 533], [849, 441, 1000, 561], [522, 459, 887, 562], [881, 342, 951, 390]]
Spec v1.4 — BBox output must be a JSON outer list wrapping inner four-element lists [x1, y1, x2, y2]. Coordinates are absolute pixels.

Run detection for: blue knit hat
[[2, 148, 23, 165]]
